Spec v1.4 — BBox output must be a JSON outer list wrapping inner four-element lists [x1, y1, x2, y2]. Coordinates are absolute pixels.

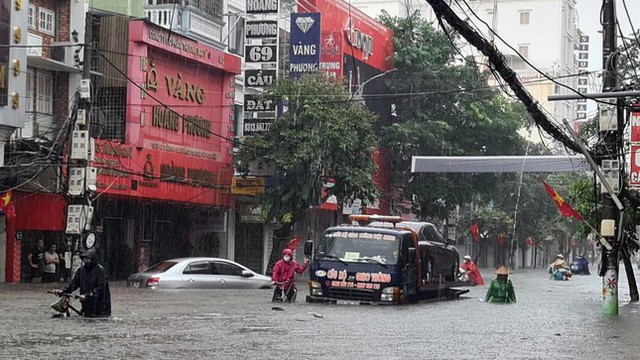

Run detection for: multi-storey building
[[352, 0, 585, 139]]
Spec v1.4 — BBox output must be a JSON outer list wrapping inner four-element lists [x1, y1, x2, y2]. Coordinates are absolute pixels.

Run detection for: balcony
[[145, 4, 224, 48]]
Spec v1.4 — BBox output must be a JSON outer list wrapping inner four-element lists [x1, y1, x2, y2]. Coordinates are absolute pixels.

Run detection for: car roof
[[325, 225, 412, 236], [160, 257, 234, 263]]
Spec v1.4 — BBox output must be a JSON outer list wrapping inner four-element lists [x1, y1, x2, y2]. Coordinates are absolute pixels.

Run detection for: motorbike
[[47, 290, 82, 318], [570, 257, 590, 275], [272, 281, 297, 303], [549, 267, 573, 281]]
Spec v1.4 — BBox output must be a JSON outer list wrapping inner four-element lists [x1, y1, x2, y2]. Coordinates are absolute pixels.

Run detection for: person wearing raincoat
[[54, 249, 111, 317], [485, 266, 516, 303], [460, 255, 484, 285], [271, 248, 308, 302]]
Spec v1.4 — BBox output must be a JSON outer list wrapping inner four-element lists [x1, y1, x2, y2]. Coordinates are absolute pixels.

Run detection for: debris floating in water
[[307, 312, 323, 318], [272, 307, 285, 311]]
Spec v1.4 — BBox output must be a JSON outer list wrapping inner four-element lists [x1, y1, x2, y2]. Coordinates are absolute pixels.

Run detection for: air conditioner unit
[[50, 42, 74, 64]]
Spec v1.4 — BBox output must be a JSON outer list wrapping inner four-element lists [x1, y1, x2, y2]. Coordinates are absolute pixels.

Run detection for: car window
[[213, 261, 243, 276], [424, 226, 445, 243], [182, 261, 211, 275], [144, 261, 177, 273]]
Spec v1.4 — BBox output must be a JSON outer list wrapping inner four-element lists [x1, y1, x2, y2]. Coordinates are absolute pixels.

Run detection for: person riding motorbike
[[549, 254, 572, 280], [271, 248, 309, 302], [52, 248, 111, 317]]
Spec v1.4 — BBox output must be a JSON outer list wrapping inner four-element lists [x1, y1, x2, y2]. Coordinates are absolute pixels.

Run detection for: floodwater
[[2, 267, 640, 359]]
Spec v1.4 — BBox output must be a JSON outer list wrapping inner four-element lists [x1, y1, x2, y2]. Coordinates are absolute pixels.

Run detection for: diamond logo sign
[[295, 16, 315, 34]]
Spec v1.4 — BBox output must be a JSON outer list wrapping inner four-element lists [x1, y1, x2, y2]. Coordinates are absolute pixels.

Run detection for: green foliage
[[236, 73, 379, 223], [378, 13, 532, 220]]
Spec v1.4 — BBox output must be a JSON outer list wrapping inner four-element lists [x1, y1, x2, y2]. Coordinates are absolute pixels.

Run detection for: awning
[[411, 156, 591, 173], [27, 56, 82, 73]]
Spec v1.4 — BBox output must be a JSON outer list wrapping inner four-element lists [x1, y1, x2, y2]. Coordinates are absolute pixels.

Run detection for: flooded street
[[2, 268, 640, 359]]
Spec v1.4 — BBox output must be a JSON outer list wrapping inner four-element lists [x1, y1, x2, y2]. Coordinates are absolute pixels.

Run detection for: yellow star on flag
[[1, 192, 11, 206]]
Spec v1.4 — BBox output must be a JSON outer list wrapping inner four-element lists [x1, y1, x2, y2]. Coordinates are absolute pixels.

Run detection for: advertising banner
[[289, 13, 321, 77], [320, 31, 342, 79], [631, 144, 640, 188], [631, 111, 640, 143]]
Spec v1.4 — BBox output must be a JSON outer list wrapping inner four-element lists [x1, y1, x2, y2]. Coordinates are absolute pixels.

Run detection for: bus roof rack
[[348, 214, 404, 226]]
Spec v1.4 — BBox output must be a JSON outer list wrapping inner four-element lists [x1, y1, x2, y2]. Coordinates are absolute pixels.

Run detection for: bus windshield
[[315, 230, 400, 265]]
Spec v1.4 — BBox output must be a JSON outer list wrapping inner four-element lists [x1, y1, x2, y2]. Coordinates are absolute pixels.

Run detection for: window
[[26, 69, 34, 112], [183, 261, 211, 275], [228, 14, 245, 56], [187, 0, 224, 21], [518, 44, 529, 59], [519, 11, 530, 25], [422, 225, 445, 244], [213, 261, 243, 276], [28, 5, 36, 29], [35, 71, 53, 114], [39, 8, 55, 35]]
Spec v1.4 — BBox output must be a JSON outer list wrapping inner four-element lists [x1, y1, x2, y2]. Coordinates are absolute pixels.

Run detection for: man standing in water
[[485, 266, 516, 303], [54, 249, 111, 317]]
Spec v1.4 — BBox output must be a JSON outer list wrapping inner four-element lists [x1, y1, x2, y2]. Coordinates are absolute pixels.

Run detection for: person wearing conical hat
[[485, 265, 516, 303]]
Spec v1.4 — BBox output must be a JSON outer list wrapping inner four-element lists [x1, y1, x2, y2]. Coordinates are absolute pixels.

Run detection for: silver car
[[127, 257, 273, 289]]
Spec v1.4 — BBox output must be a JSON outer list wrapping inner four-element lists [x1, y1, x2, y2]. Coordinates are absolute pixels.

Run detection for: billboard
[[631, 111, 640, 143], [289, 13, 321, 77], [631, 144, 640, 188]]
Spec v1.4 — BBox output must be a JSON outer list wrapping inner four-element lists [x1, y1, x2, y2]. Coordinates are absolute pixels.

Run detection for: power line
[[621, 0, 640, 47]]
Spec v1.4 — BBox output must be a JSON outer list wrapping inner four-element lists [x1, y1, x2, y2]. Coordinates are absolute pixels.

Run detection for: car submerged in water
[[127, 257, 272, 289]]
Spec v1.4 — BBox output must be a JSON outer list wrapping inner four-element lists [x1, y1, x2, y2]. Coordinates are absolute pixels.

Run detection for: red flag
[[541, 181, 583, 221], [525, 237, 533, 247], [470, 223, 480, 242], [287, 236, 302, 250], [0, 191, 16, 219]]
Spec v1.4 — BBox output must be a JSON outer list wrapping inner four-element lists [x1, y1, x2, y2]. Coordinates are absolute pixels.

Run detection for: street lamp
[[350, 68, 397, 104]]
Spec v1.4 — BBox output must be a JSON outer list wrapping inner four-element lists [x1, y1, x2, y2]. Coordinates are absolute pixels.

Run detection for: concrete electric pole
[[599, 0, 622, 316], [65, 12, 95, 253]]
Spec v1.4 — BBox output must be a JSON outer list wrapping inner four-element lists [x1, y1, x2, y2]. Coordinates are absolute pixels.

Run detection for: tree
[[236, 73, 379, 271], [378, 13, 531, 221]]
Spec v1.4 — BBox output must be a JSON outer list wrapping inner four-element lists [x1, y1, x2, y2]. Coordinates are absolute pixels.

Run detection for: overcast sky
[[576, 0, 640, 73]]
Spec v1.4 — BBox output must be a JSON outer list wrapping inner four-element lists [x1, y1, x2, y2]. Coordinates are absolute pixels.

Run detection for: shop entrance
[[235, 223, 263, 273]]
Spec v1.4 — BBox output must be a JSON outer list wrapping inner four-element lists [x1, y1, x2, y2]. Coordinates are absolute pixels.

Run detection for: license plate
[[336, 300, 358, 305], [132, 282, 140, 288]]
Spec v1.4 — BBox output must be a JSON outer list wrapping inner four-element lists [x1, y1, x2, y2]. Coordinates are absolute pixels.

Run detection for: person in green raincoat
[[485, 266, 516, 303]]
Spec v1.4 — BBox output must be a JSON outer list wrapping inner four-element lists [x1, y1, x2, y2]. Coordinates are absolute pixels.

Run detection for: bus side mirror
[[304, 240, 313, 257], [407, 247, 416, 264]]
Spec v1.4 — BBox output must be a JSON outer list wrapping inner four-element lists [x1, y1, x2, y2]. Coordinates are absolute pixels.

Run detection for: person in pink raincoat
[[271, 248, 309, 302]]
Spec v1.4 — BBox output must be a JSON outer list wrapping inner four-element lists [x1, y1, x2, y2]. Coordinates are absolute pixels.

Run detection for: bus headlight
[[309, 281, 323, 296], [381, 286, 399, 302]]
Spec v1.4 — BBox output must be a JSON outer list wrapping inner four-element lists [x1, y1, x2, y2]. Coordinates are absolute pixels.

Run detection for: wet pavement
[[2, 267, 640, 359]]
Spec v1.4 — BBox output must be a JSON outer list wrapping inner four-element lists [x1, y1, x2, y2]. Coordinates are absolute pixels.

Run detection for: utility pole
[[599, 0, 621, 316], [65, 12, 94, 255]]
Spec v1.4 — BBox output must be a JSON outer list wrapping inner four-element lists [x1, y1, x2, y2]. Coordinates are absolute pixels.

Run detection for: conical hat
[[495, 266, 509, 275]]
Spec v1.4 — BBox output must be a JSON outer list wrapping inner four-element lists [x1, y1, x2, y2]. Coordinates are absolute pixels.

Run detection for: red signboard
[[630, 144, 640, 188], [300, 0, 394, 74], [92, 22, 240, 207], [631, 111, 640, 143], [93, 140, 233, 206]]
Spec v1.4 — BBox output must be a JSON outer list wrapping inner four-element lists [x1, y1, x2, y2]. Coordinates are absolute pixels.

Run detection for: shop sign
[[631, 144, 640, 188], [148, 29, 211, 59], [93, 140, 233, 206], [246, 0, 279, 14], [245, 69, 276, 87], [232, 177, 265, 195], [245, 45, 277, 63], [245, 20, 278, 39], [345, 17, 373, 60], [244, 118, 274, 136], [238, 205, 264, 223], [319, 31, 342, 79], [289, 13, 321, 76], [244, 95, 276, 112], [631, 111, 640, 143]]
